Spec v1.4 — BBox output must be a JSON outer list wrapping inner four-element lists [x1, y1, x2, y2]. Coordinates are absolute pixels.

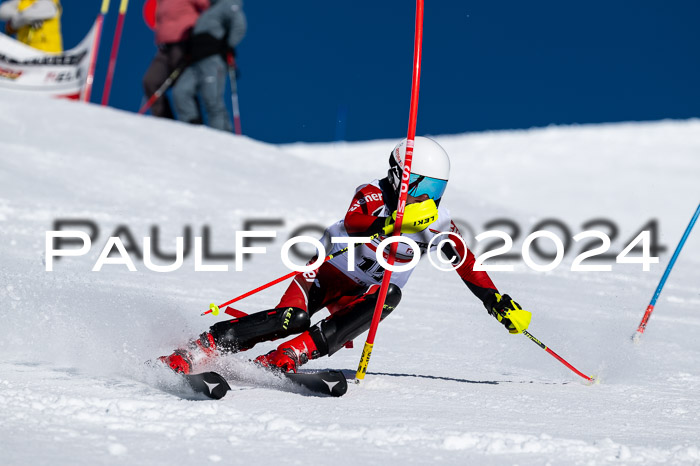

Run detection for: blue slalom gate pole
[[633, 203, 700, 341]]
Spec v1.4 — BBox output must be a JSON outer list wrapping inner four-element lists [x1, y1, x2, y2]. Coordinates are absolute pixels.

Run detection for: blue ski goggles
[[407, 173, 448, 205]]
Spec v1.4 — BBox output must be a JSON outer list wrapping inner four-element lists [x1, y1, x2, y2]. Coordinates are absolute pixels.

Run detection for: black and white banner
[[0, 21, 97, 99]]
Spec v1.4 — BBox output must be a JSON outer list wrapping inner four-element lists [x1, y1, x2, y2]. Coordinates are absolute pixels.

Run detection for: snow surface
[[1, 90, 699, 465]]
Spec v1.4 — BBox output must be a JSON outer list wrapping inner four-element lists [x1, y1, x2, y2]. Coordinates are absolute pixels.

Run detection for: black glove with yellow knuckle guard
[[485, 293, 531, 334]]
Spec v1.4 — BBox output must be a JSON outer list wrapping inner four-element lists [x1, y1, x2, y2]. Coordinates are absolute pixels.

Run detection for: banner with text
[[0, 21, 97, 99]]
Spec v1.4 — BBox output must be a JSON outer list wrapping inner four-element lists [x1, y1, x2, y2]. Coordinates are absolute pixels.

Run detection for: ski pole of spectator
[[227, 52, 242, 135], [101, 0, 129, 106], [138, 66, 183, 114], [83, 0, 111, 102], [633, 203, 700, 342]]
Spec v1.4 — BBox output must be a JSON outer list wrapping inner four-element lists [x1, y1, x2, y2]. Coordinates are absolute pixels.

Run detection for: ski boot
[[254, 284, 402, 372], [160, 307, 310, 374], [254, 331, 320, 373], [158, 332, 217, 375]]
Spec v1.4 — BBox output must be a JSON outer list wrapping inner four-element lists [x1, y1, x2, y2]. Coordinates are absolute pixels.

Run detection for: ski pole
[[138, 66, 183, 114], [633, 203, 700, 341], [82, 0, 111, 102], [226, 53, 242, 135], [522, 330, 595, 382], [356, 0, 424, 382], [201, 234, 379, 316], [101, 0, 129, 106]]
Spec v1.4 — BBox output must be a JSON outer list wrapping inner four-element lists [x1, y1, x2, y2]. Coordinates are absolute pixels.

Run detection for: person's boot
[[254, 331, 320, 373], [158, 332, 217, 375], [159, 307, 310, 374]]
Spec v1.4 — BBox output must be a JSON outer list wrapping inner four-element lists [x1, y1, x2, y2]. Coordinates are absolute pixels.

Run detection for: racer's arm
[[441, 221, 531, 333], [344, 183, 439, 236], [343, 184, 387, 235], [439, 222, 498, 303]]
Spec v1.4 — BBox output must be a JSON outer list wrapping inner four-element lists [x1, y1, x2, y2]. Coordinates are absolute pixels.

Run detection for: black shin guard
[[310, 284, 402, 356], [209, 307, 310, 353]]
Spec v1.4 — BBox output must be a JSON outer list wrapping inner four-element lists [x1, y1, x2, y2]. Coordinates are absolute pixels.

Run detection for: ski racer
[[160, 136, 532, 374]]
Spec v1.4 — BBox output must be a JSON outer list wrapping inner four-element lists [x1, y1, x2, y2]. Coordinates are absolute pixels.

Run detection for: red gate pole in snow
[[355, 0, 424, 381], [82, 0, 111, 103], [101, 0, 130, 106]]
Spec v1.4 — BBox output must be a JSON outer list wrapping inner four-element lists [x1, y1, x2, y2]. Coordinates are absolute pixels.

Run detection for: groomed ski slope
[[1, 90, 699, 465]]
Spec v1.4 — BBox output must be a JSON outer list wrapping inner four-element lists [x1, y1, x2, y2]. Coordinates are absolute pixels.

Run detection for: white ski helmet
[[388, 136, 451, 205]]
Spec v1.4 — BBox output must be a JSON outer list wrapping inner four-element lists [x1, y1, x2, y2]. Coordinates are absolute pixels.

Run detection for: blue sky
[[5, 0, 700, 143]]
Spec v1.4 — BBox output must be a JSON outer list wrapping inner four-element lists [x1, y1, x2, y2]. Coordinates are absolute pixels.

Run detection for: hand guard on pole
[[383, 199, 437, 235]]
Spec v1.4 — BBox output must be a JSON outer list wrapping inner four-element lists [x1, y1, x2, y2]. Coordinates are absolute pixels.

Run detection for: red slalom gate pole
[[101, 0, 129, 106], [356, 0, 424, 381], [522, 330, 595, 382], [83, 0, 111, 103]]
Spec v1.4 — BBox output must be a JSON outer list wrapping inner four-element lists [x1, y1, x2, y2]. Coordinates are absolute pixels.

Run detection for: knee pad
[[383, 284, 402, 314], [209, 307, 309, 353]]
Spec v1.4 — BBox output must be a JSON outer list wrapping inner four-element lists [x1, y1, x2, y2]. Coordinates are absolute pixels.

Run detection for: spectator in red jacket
[[142, 0, 209, 119]]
